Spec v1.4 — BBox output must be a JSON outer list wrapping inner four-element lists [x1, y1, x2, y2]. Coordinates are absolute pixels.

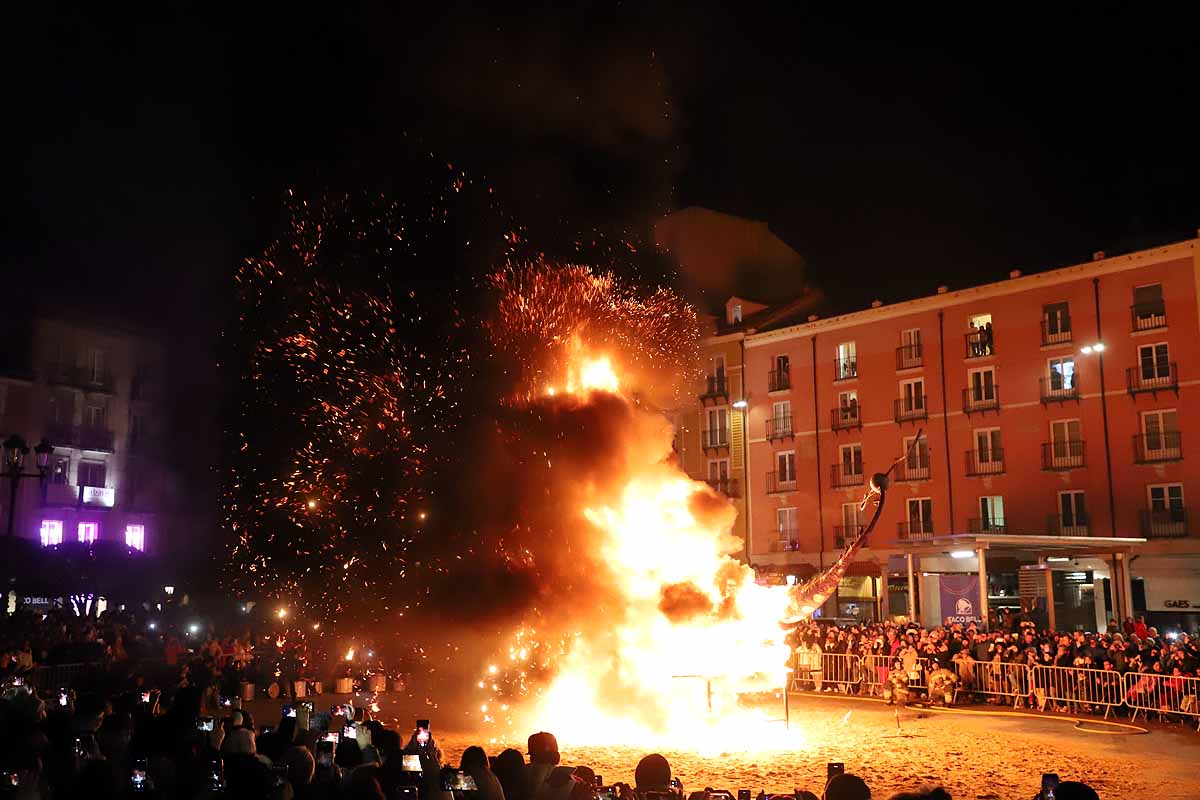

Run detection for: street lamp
[[2, 435, 54, 538]]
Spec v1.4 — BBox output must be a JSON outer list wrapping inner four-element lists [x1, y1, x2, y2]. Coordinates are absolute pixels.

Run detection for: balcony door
[[1058, 490, 1087, 532], [1138, 342, 1170, 382], [707, 407, 728, 444], [1043, 302, 1071, 341], [904, 434, 929, 472], [776, 507, 798, 540], [1148, 484, 1184, 522], [975, 428, 1002, 465], [1050, 419, 1081, 466], [708, 459, 729, 483], [907, 497, 932, 534], [840, 502, 862, 543], [969, 367, 996, 402], [1048, 356, 1075, 391], [901, 378, 925, 412], [776, 450, 796, 484], [772, 400, 791, 435], [1141, 409, 1179, 458], [979, 496, 1004, 531], [838, 390, 858, 421], [839, 443, 863, 478]]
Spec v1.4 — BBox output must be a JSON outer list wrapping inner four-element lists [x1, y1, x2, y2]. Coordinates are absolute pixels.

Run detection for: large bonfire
[[474, 263, 813, 751]]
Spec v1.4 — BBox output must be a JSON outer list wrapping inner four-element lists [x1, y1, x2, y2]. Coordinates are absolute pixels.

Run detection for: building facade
[[702, 236, 1200, 631], [0, 316, 167, 555]]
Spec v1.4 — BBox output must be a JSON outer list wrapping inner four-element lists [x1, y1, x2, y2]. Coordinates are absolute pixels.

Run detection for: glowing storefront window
[[125, 524, 145, 552], [40, 520, 64, 547], [78, 522, 99, 544]]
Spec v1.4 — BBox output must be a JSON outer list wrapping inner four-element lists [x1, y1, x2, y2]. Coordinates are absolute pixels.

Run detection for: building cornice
[[746, 239, 1197, 348]]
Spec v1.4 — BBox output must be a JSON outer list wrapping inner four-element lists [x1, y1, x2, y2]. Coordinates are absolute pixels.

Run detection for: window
[[712, 355, 726, 379], [776, 507, 798, 538], [903, 434, 930, 476], [1138, 343, 1170, 381], [88, 348, 106, 382], [967, 313, 994, 357], [900, 378, 925, 411], [907, 498, 933, 534], [1048, 357, 1075, 391], [775, 354, 789, 373], [835, 342, 857, 380], [78, 460, 106, 488], [706, 407, 728, 434], [776, 451, 797, 483], [838, 443, 863, 477], [1140, 409, 1179, 458], [40, 520, 63, 547], [840, 502, 862, 543], [1043, 302, 1071, 343], [975, 428, 1002, 462], [1049, 419, 1082, 466], [898, 328, 922, 368], [838, 390, 859, 420], [77, 522, 99, 544], [125, 524, 146, 552], [1148, 484, 1184, 515], [1132, 283, 1165, 327], [85, 403, 106, 428], [968, 367, 996, 401], [770, 354, 791, 391], [978, 496, 1005, 531], [50, 455, 71, 486], [770, 400, 792, 437], [1058, 491, 1087, 532], [731, 304, 743, 324]]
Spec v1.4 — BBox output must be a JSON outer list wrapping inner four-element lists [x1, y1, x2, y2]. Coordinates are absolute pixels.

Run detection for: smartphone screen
[[344, 723, 357, 739], [321, 731, 340, 744], [402, 754, 423, 773], [141, 692, 152, 703], [317, 741, 335, 767], [198, 717, 215, 732], [208, 757, 223, 791], [284, 705, 296, 718], [131, 767, 148, 792], [220, 696, 232, 707], [59, 692, 68, 707], [1041, 773, 1059, 800], [416, 719, 431, 746]]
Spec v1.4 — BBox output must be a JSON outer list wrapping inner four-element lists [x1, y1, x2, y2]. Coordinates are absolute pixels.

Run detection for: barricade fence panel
[[1123, 671, 1200, 729], [960, 661, 1030, 707], [1028, 665, 1124, 718]]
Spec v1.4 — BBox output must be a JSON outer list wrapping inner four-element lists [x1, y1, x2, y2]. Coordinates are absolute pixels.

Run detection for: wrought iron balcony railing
[[829, 463, 864, 489], [1133, 431, 1182, 463], [768, 368, 791, 392], [1041, 441, 1085, 471], [894, 397, 928, 424], [1041, 317, 1072, 346], [830, 405, 861, 431], [1140, 508, 1188, 539], [1040, 375, 1079, 404], [766, 471, 798, 494], [897, 519, 934, 540], [1126, 362, 1178, 395], [896, 343, 923, 370], [963, 385, 1000, 415], [765, 415, 794, 441], [965, 448, 1005, 476], [1131, 302, 1167, 333]]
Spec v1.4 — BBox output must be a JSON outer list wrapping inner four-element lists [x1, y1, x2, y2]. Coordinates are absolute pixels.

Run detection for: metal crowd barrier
[[29, 662, 92, 691], [1124, 672, 1200, 730], [963, 660, 1030, 707], [790, 652, 862, 692], [1027, 665, 1126, 718]]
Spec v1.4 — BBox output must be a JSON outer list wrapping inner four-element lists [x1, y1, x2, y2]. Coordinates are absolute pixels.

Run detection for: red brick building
[[715, 236, 1200, 632]]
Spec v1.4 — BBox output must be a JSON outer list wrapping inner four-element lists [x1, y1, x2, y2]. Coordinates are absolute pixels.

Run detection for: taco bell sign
[[940, 574, 982, 625]]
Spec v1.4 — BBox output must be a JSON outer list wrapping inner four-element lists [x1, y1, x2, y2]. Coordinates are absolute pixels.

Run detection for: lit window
[[731, 304, 743, 323], [40, 520, 64, 547], [78, 522, 99, 544], [125, 524, 145, 552]]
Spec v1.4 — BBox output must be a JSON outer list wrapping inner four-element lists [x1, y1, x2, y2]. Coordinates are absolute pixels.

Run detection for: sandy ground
[[247, 691, 1200, 799]]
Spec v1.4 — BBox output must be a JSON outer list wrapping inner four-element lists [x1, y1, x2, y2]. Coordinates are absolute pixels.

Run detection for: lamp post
[[2, 434, 54, 538]]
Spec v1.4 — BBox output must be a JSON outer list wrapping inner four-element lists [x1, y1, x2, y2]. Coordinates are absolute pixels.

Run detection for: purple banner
[[940, 574, 982, 625]]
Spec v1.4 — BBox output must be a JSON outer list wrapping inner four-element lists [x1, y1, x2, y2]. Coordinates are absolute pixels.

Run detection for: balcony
[[965, 448, 1005, 477], [1131, 302, 1167, 333], [895, 343, 923, 370], [834, 357, 858, 382], [701, 427, 730, 451], [1040, 376, 1079, 404], [830, 405, 861, 432], [771, 529, 801, 552], [705, 477, 741, 498], [1041, 318, 1073, 347], [765, 415, 794, 441], [967, 517, 1007, 533], [1126, 362, 1178, 396], [897, 519, 934, 541], [894, 454, 931, 483], [1041, 441, 1085, 471], [834, 524, 864, 547], [47, 365, 116, 394], [962, 386, 1000, 415], [1140, 508, 1188, 539], [766, 471, 798, 494], [829, 463, 864, 489], [700, 374, 729, 403], [768, 368, 791, 393], [1133, 431, 1182, 464], [893, 397, 928, 424], [1047, 513, 1089, 537], [965, 329, 994, 358], [79, 427, 115, 452], [41, 484, 115, 509]]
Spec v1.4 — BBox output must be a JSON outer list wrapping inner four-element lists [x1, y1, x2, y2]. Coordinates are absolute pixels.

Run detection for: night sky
[[6, 2, 1200, 542]]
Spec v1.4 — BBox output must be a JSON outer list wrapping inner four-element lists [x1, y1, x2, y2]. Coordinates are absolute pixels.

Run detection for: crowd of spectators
[[787, 613, 1199, 716]]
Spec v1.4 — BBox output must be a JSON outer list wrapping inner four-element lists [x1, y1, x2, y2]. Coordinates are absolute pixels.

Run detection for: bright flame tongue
[[501, 355, 798, 751]]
